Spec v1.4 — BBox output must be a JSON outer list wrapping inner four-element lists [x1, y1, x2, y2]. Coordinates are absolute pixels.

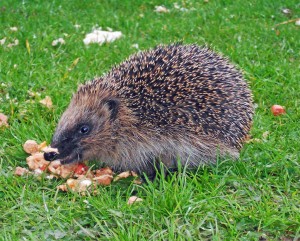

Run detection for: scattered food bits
[[93, 174, 113, 186], [127, 196, 143, 205], [271, 105, 286, 116], [131, 43, 139, 49], [93, 167, 114, 185], [31, 152, 45, 161], [154, 6, 169, 13], [114, 170, 139, 181], [262, 131, 270, 139], [10, 26, 18, 31], [77, 179, 93, 191], [25, 156, 38, 170], [39, 96, 53, 108], [17, 140, 141, 195], [47, 162, 65, 177], [94, 167, 114, 177], [57, 184, 68, 192], [66, 178, 77, 188], [46, 174, 56, 180], [40, 164, 48, 171], [52, 38, 65, 46], [48, 162, 77, 179], [173, 3, 188, 12], [0, 113, 9, 127], [131, 171, 138, 177], [58, 178, 94, 193], [34, 168, 44, 176], [7, 39, 19, 48], [245, 138, 262, 144], [23, 140, 39, 154], [0, 37, 6, 45], [173, 3, 180, 9], [49, 162, 79, 178], [281, 8, 292, 15], [28, 90, 41, 98], [83, 28, 122, 45], [26, 152, 49, 170], [47, 160, 61, 170], [14, 167, 29, 176], [74, 163, 89, 175], [114, 171, 131, 181], [133, 179, 143, 185], [38, 141, 48, 151]]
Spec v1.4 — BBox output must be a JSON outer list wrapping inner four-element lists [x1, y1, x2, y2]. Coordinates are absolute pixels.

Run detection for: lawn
[[0, 0, 300, 240]]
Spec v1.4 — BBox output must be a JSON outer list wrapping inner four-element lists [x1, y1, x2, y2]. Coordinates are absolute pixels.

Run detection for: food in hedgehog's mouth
[[15, 140, 141, 194]]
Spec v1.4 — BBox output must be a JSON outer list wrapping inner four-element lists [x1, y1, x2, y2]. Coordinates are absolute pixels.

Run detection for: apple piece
[[127, 196, 143, 205], [26, 152, 49, 170], [38, 141, 47, 151], [65, 178, 93, 192], [57, 184, 68, 192], [133, 179, 143, 185], [94, 167, 113, 176], [47, 160, 61, 174], [14, 167, 29, 176], [0, 113, 9, 127], [59, 164, 80, 178], [74, 163, 89, 175], [77, 179, 93, 192], [23, 140, 39, 154], [271, 105, 286, 116], [93, 174, 113, 186], [114, 171, 131, 181]]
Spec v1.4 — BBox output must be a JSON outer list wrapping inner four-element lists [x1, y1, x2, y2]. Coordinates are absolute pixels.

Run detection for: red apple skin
[[271, 105, 286, 116], [74, 163, 89, 175], [40, 164, 48, 171]]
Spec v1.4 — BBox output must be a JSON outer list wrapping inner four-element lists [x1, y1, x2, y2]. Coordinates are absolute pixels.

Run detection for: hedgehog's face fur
[[45, 87, 120, 164]]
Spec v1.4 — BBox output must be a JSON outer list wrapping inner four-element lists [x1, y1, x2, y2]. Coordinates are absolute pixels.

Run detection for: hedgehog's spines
[[105, 44, 253, 149]]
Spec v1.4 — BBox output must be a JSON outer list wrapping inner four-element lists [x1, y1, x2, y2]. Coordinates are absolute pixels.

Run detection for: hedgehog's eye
[[79, 125, 90, 134]]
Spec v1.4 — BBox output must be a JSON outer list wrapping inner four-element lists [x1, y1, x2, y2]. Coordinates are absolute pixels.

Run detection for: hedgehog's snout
[[44, 151, 58, 161], [44, 137, 67, 161]]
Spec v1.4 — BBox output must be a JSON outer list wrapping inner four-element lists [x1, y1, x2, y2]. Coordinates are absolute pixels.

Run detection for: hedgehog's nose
[[44, 152, 58, 161]]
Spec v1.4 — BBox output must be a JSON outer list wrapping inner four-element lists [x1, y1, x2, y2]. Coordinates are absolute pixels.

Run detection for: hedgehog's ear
[[105, 98, 120, 121]]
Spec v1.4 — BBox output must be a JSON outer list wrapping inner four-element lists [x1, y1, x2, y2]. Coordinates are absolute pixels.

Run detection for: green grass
[[1, 0, 300, 240]]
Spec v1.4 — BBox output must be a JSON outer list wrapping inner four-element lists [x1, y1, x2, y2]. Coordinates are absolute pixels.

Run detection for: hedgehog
[[44, 44, 253, 178]]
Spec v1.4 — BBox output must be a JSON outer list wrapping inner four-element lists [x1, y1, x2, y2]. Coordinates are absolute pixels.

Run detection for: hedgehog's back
[[107, 44, 253, 149]]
